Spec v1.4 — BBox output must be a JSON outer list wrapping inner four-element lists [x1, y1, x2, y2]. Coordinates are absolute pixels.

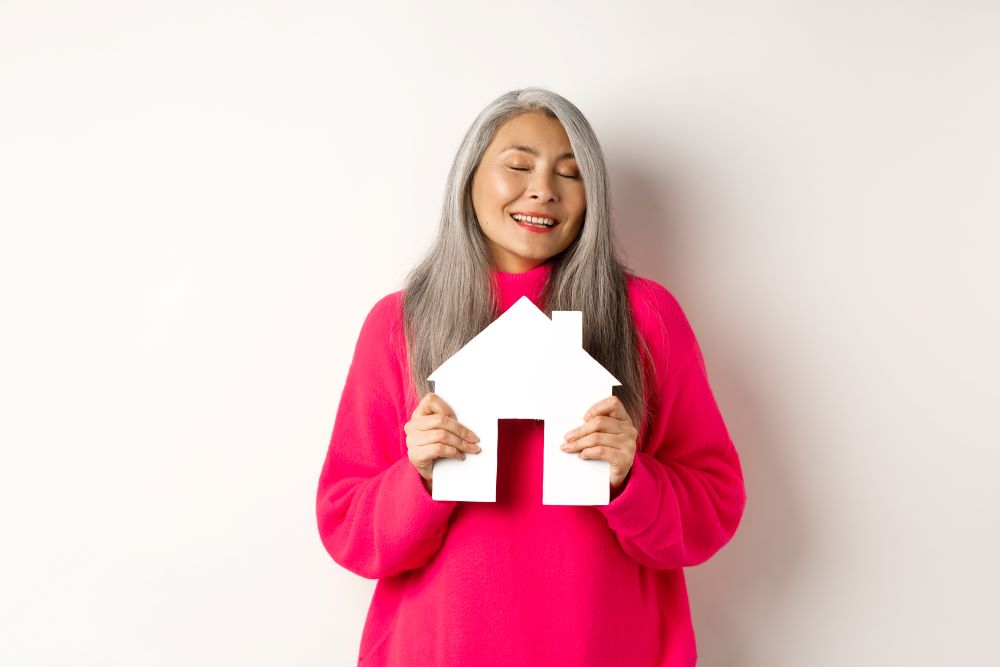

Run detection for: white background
[[2, 1, 998, 665]]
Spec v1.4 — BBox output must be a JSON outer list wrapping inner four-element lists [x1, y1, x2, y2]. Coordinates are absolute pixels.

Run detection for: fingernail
[[473, 445, 482, 453], [460, 453, 466, 460], [470, 432, 480, 442], [560, 442, 570, 451], [564, 430, 574, 439]]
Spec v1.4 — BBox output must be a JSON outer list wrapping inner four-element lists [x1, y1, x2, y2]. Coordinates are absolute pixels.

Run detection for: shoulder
[[624, 272, 698, 365], [365, 289, 405, 323], [356, 289, 407, 353]]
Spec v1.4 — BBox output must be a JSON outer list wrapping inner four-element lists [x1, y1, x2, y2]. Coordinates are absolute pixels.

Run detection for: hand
[[560, 395, 637, 497], [404, 392, 482, 493]]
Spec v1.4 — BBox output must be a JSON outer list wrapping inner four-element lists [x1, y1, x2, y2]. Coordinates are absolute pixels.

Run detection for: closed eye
[[509, 167, 580, 179]]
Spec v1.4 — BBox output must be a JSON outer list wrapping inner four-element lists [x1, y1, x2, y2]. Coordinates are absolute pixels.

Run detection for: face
[[470, 111, 586, 273]]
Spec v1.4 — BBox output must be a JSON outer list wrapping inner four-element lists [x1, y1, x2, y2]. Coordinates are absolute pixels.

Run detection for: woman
[[315, 87, 747, 666]]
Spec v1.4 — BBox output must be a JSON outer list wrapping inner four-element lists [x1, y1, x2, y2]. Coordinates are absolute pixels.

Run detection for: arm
[[315, 293, 459, 579], [596, 283, 747, 570]]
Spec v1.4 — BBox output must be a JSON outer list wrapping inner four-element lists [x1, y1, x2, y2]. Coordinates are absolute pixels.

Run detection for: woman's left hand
[[560, 395, 637, 498]]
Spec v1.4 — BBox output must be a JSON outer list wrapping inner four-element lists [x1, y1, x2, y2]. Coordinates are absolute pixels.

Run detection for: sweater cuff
[[387, 454, 460, 522], [595, 451, 671, 536]]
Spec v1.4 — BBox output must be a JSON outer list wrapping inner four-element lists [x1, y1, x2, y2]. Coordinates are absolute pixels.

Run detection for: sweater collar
[[489, 259, 554, 312]]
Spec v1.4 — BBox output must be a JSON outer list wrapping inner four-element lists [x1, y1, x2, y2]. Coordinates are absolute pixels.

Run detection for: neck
[[489, 257, 553, 312], [492, 257, 549, 274]]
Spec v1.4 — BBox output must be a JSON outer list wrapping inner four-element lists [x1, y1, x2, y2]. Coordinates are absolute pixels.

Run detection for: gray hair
[[402, 87, 655, 436]]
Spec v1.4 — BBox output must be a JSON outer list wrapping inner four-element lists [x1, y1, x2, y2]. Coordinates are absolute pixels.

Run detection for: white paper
[[427, 296, 621, 505]]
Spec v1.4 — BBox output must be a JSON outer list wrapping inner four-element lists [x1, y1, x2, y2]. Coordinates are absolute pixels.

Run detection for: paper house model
[[427, 296, 621, 505]]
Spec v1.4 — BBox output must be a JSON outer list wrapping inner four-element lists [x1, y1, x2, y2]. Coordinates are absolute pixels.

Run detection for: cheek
[[474, 173, 513, 221], [565, 192, 586, 226], [487, 170, 523, 201]]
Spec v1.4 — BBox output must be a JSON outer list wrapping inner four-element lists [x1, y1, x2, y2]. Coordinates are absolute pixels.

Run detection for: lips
[[510, 214, 558, 233], [509, 213, 560, 227]]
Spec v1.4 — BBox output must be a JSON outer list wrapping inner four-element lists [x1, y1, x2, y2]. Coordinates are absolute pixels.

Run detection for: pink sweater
[[315, 259, 746, 666]]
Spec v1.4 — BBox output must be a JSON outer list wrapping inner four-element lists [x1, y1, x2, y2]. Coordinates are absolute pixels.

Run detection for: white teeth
[[512, 213, 555, 227]]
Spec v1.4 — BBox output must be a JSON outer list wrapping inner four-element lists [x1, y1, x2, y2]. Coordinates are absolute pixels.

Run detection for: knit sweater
[[315, 259, 747, 666]]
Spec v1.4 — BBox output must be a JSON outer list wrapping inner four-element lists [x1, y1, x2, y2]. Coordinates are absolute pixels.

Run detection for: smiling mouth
[[510, 213, 559, 228]]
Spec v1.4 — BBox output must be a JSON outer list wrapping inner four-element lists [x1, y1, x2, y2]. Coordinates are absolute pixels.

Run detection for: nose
[[527, 173, 558, 202]]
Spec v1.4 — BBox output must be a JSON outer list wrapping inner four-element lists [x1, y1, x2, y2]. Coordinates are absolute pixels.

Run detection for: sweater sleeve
[[595, 281, 747, 570], [315, 293, 460, 580]]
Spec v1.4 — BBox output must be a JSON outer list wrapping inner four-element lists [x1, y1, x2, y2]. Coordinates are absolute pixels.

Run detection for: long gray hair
[[402, 87, 655, 438]]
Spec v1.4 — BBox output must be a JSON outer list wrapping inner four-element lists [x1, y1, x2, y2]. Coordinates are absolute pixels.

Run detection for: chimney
[[551, 310, 582, 349]]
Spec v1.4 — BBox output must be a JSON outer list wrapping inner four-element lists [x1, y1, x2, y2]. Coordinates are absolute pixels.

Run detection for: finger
[[417, 412, 480, 443], [414, 392, 456, 420], [561, 431, 625, 454], [413, 427, 481, 454], [582, 395, 629, 423], [577, 444, 611, 461], [577, 444, 603, 460], [563, 414, 629, 443], [580, 446, 631, 478], [577, 444, 628, 466], [416, 442, 467, 462]]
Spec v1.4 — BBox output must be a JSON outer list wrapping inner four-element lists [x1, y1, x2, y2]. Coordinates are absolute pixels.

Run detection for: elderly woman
[[316, 87, 746, 666]]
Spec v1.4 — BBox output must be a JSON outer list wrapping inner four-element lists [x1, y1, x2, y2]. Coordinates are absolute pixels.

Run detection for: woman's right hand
[[405, 392, 481, 492]]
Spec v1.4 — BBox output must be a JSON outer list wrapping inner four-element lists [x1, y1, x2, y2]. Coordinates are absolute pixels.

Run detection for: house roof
[[428, 296, 621, 387]]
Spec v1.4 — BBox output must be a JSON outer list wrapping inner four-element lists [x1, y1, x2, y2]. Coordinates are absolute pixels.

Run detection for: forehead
[[490, 112, 575, 160]]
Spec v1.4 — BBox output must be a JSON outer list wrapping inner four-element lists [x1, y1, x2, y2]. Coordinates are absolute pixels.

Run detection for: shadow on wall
[[612, 149, 809, 667]]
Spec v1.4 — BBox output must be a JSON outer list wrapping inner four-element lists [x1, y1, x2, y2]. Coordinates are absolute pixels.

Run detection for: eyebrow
[[500, 144, 576, 161]]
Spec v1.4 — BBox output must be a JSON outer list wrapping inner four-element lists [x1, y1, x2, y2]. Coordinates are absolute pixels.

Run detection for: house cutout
[[427, 295, 621, 505]]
